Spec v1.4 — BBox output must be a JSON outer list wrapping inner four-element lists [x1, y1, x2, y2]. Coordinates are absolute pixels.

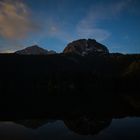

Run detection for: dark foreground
[[0, 54, 140, 116], [0, 54, 140, 139], [0, 53, 140, 94]]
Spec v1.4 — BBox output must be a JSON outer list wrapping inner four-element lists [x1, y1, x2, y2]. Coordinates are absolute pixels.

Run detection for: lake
[[0, 94, 140, 140], [0, 117, 140, 140]]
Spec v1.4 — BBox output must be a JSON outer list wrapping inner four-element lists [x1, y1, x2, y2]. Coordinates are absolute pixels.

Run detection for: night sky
[[0, 0, 140, 53]]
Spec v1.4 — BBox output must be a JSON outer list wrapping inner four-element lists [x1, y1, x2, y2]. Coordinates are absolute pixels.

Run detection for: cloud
[[76, 0, 133, 41], [42, 18, 75, 42], [0, 0, 39, 40], [77, 27, 111, 41], [0, 39, 22, 53]]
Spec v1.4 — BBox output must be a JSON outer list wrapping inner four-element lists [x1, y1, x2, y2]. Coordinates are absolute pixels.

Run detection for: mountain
[[47, 50, 57, 55], [63, 39, 109, 56], [15, 39, 108, 56], [15, 45, 56, 55]]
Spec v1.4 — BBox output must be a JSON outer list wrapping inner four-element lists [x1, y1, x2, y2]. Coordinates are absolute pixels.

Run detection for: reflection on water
[[0, 118, 140, 140], [64, 116, 112, 135], [0, 94, 140, 140]]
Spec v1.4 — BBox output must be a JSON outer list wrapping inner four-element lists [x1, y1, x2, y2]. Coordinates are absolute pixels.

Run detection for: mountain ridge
[[14, 39, 109, 56], [15, 45, 56, 55]]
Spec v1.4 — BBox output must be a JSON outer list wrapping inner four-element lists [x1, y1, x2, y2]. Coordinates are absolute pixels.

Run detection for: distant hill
[[15, 45, 56, 55]]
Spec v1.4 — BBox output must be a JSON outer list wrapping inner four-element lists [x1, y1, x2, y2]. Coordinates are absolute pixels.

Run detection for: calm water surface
[[0, 117, 140, 140]]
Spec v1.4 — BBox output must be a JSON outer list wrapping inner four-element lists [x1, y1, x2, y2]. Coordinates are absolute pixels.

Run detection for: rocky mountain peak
[[63, 39, 109, 56], [15, 45, 56, 55]]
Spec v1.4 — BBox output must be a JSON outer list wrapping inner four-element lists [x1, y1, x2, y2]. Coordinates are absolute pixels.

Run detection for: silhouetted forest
[[0, 53, 140, 95], [0, 53, 139, 118]]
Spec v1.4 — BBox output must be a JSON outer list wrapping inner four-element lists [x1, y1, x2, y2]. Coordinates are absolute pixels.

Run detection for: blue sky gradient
[[0, 0, 140, 53]]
